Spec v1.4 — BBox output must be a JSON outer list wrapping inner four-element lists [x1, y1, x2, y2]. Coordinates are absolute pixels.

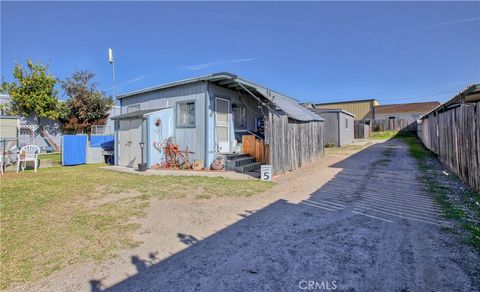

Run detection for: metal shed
[[114, 72, 324, 176], [0, 115, 19, 153], [310, 109, 355, 147]]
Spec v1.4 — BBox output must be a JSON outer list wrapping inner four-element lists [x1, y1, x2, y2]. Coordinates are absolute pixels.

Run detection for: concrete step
[[235, 162, 262, 173], [225, 153, 250, 161], [225, 157, 256, 170], [244, 170, 261, 178]]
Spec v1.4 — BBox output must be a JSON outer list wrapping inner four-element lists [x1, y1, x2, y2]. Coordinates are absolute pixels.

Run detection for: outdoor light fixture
[[232, 103, 237, 111]]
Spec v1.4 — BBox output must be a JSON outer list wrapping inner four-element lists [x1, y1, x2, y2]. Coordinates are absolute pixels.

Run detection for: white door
[[215, 98, 230, 153], [129, 119, 143, 167], [118, 120, 131, 166], [117, 119, 143, 167]]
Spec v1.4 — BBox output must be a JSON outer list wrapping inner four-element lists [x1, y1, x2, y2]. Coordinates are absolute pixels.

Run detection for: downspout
[[204, 82, 210, 168], [115, 98, 123, 165], [146, 116, 150, 168], [338, 113, 341, 147]]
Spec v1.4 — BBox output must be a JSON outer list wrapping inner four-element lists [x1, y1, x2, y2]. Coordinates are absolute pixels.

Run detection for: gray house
[[310, 108, 354, 147], [113, 72, 324, 175]]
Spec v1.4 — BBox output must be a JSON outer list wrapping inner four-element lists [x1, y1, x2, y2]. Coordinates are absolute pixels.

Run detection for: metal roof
[[110, 108, 169, 120], [421, 84, 480, 119], [310, 108, 355, 117], [117, 72, 322, 122], [313, 98, 379, 106], [375, 102, 440, 115]]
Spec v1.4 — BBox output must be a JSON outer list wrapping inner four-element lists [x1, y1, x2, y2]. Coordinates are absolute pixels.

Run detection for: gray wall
[[120, 82, 208, 162], [208, 84, 264, 133], [315, 111, 354, 147], [375, 112, 423, 120], [319, 112, 340, 146]]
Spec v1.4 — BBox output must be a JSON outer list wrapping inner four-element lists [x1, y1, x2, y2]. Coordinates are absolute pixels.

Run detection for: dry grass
[[0, 164, 273, 288], [325, 142, 371, 155]]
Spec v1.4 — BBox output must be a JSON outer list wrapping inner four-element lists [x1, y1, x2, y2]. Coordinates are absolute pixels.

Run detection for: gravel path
[[97, 139, 479, 291], [13, 139, 479, 291]]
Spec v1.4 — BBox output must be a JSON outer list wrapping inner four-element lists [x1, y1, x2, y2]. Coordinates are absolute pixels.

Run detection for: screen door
[[215, 98, 230, 153]]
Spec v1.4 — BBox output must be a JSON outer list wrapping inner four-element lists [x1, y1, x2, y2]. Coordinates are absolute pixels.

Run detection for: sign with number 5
[[261, 165, 272, 181]]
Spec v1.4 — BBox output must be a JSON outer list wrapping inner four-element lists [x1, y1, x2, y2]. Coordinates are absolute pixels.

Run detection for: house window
[[177, 101, 195, 127], [345, 117, 349, 130], [234, 105, 246, 129], [127, 105, 140, 113]]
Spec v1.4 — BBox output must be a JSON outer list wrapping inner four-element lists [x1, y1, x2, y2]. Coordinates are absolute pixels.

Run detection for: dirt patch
[[8, 140, 479, 291]]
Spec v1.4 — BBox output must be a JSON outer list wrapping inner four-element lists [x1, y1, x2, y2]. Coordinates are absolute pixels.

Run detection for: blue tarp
[[62, 135, 87, 166], [90, 135, 114, 148]]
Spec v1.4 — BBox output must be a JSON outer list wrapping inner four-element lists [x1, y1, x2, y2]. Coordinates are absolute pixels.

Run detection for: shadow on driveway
[[91, 139, 478, 291]]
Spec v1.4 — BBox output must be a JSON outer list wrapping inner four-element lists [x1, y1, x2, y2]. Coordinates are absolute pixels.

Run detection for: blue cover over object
[[90, 135, 114, 148]]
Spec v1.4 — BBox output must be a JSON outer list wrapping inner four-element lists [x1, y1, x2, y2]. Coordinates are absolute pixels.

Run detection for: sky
[[1, 1, 479, 104]]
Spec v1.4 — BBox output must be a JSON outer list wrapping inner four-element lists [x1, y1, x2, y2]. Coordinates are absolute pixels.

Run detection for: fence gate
[[62, 135, 87, 165]]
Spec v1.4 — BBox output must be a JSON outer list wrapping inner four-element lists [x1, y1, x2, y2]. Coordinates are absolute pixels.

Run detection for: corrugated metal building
[[113, 72, 324, 176], [374, 102, 440, 120], [312, 99, 378, 120], [310, 109, 355, 147]]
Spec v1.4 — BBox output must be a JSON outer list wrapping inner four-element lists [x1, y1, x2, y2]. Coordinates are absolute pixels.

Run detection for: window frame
[[176, 100, 196, 128], [345, 117, 349, 130], [234, 104, 247, 129]]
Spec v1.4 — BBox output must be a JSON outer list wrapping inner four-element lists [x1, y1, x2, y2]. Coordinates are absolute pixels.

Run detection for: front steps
[[224, 153, 262, 178]]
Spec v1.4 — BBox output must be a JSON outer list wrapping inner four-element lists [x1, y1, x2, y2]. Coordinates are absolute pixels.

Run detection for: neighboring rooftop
[[374, 101, 440, 115], [310, 108, 355, 117], [312, 98, 379, 106]]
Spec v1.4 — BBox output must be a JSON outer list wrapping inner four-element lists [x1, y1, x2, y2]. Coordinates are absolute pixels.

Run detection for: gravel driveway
[[13, 139, 478, 292], [94, 139, 479, 291]]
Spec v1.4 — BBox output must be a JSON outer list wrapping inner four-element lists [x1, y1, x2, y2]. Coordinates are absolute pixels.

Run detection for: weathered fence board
[[354, 121, 370, 139], [417, 102, 479, 192], [267, 114, 324, 175], [372, 119, 417, 132]]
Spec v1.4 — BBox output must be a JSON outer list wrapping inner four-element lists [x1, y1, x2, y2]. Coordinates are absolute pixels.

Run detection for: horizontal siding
[[315, 101, 373, 120], [120, 82, 207, 163]]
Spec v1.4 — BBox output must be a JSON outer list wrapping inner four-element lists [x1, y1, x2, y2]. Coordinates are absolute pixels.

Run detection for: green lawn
[[38, 152, 62, 164], [369, 130, 399, 139], [0, 164, 273, 288]]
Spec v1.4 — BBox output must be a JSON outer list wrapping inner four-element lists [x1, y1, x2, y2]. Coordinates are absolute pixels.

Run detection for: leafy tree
[[60, 70, 114, 133], [0, 59, 59, 127]]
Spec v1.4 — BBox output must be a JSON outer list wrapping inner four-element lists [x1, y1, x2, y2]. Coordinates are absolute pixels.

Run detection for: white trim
[[215, 97, 231, 154]]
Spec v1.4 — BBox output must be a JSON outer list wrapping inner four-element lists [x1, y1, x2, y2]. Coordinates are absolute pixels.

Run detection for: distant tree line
[[1, 59, 114, 134]]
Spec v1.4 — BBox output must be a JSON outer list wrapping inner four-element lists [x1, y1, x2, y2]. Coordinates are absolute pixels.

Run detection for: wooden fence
[[267, 114, 324, 175], [354, 121, 370, 139], [371, 119, 417, 132], [417, 102, 480, 192]]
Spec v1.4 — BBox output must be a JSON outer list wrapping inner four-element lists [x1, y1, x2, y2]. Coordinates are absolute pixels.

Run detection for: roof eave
[[421, 84, 480, 120]]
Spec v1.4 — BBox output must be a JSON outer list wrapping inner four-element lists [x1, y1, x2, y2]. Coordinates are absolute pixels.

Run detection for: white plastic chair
[[17, 145, 40, 173]]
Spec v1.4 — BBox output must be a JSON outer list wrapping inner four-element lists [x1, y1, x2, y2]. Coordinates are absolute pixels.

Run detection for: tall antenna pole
[[108, 48, 115, 99]]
